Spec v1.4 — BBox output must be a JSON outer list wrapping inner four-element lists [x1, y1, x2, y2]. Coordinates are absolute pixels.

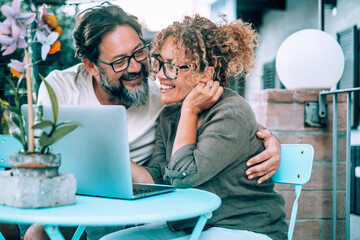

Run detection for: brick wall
[[252, 89, 347, 240]]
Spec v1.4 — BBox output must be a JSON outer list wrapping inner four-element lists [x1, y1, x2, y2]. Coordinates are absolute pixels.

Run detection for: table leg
[[44, 225, 65, 240], [72, 225, 86, 240], [189, 212, 212, 240]]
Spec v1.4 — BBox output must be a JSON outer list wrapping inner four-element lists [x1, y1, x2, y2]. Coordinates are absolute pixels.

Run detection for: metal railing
[[319, 87, 360, 240]]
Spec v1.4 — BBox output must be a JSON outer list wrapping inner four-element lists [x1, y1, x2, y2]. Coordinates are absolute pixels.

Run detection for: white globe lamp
[[276, 29, 345, 90]]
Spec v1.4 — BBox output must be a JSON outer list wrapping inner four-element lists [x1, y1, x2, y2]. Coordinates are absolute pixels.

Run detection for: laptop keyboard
[[132, 183, 175, 198], [133, 187, 159, 195]]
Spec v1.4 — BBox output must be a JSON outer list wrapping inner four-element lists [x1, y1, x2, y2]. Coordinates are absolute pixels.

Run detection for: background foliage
[[0, 0, 79, 134]]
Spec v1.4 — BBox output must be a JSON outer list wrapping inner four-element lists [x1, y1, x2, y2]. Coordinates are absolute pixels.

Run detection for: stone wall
[[252, 89, 347, 239]]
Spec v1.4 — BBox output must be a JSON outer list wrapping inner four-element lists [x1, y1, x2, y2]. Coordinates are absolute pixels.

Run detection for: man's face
[[96, 25, 150, 107]]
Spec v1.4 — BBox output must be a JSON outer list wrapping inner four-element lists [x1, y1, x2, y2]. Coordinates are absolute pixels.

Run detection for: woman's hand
[[246, 129, 281, 184], [182, 81, 223, 115], [172, 81, 223, 155]]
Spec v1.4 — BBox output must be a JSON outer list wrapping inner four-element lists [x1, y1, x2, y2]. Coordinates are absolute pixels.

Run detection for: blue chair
[[0, 135, 22, 170], [272, 144, 314, 240]]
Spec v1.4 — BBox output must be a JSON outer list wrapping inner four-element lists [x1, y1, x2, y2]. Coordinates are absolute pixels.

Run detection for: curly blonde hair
[[151, 14, 259, 86]]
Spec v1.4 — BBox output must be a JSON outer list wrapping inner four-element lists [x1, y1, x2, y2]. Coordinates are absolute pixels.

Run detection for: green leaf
[[10, 128, 27, 151], [39, 124, 81, 148], [32, 120, 54, 129], [41, 77, 59, 125], [38, 132, 52, 152], [56, 121, 83, 128], [5, 77, 20, 108], [10, 112, 23, 129]]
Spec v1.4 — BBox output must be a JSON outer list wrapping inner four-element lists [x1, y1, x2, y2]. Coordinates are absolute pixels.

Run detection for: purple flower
[[1, 0, 36, 27], [0, 33, 26, 55], [0, 17, 25, 40], [0, 19, 11, 35], [8, 58, 25, 72], [35, 5, 53, 35], [40, 4, 48, 20], [0, 0, 36, 55], [36, 30, 59, 60]]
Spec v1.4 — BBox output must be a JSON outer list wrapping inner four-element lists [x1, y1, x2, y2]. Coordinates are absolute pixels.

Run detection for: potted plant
[[0, 0, 81, 208]]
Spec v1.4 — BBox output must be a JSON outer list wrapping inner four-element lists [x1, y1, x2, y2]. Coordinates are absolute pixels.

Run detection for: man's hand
[[130, 160, 154, 184], [246, 129, 280, 184]]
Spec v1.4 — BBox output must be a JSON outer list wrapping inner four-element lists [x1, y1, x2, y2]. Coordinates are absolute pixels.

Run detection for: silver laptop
[[21, 105, 175, 199]]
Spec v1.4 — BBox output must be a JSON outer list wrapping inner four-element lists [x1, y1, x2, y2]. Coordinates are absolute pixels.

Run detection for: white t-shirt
[[37, 63, 164, 165]]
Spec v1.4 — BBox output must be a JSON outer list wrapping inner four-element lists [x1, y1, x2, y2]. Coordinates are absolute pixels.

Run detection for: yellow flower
[[10, 68, 23, 78], [54, 26, 62, 36], [43, 15, 58, 29], [2, 111, 9, 122], [0, 98, 9, 109], [48, 40, 61, 54]]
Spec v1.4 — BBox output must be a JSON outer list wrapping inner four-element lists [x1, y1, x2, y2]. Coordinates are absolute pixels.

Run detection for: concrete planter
[[10, 152, 61, 178], [0, 152, 76, 208]]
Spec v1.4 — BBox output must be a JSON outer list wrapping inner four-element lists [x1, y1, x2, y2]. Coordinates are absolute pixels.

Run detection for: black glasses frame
[[151, 55, 190, 80], [98, 42, 150, 73]]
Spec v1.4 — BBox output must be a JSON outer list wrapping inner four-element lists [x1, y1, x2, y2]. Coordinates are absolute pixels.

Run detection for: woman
[[102, 15, 287, 240]]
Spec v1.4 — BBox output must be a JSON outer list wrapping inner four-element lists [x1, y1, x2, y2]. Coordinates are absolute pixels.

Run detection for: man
[[0, 2, 280, 240]]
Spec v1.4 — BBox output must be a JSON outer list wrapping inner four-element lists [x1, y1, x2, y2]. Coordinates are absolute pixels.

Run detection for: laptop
[[21, 105, 175, 199]]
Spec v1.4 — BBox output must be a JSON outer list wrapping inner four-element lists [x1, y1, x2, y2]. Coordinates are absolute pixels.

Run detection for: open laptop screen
[[21, 105, 175, 199]]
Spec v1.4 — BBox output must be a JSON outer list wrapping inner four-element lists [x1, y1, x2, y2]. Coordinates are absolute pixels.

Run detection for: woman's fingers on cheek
[[207, 80, 214, 85], [210, 89, 220, 103], [199, 82, 206, 90], [208, 81, 218, 91], [192, 81, 221, 101], [209, 81, 218, 91], [213, 82, 221, 92], [217, 86, 223, 95], [194, 84, 205, 94]]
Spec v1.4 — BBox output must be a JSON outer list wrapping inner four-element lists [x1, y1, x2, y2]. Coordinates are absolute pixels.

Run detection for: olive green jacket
[[145, 88, 288, 240]]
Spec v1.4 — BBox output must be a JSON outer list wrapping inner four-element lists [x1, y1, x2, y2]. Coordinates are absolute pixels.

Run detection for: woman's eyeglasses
[[151, 55, 190, 80]]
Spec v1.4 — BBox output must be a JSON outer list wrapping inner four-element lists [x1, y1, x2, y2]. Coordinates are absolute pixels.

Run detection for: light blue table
[[0, 188, 221, 240]]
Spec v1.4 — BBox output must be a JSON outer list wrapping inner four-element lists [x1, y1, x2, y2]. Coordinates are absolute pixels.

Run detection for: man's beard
[[97, 64, 149, 108]]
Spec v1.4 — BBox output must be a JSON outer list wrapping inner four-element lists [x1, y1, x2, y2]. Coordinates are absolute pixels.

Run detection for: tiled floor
[[351, 213, 360, 240]]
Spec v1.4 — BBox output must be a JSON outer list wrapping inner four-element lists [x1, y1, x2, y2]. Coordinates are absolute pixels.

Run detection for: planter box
[[0, 171, 76, 208]]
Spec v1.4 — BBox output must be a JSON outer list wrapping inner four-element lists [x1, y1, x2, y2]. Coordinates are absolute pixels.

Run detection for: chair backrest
[[0, 135, 22, 170], [272, 144, 314, 240]]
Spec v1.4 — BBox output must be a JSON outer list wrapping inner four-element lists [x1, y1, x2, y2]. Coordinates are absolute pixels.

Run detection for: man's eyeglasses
[[98, 43, 150, 73], [151, 55, 190, 80]]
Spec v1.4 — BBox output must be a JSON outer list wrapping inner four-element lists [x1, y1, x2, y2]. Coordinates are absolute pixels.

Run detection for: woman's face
[[156, 36, 194, 105]]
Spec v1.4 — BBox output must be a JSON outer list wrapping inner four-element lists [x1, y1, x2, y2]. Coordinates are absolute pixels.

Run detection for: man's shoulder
[[39, 63, 94, 105], [46, 63, 88, 83]]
